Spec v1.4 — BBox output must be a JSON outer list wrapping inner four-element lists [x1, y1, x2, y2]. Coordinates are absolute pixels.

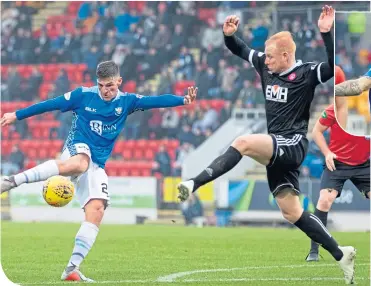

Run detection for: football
[[42, 176, 74, 207]]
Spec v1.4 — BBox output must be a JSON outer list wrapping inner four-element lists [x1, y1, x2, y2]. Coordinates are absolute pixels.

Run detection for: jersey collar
[[279, 60, 303, 76]]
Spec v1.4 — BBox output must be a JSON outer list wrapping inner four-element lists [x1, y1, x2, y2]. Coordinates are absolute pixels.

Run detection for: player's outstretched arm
[[317, 5, 334, 82], [223, 15, 252, 62], [312, 119, 337, 171], [131, 86, 197, 111], [1, 90, 80, 126], [335, 77, 371, 97]]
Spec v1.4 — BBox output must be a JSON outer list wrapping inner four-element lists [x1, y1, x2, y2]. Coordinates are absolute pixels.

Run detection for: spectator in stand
[[9, 144, 25, 171], [201, 18, 224, 59], [54, 69, 70, 95], [99, 44, 113, 63], [192, 104, 219, 132], [34, 29, 50, 63], [166, 23, 186, 59], [57, 32, 74, 62], [176, 46, 195, 80], [151, 24, 171, 50], [161, 108, 179, 138], [157, 68, 176, 95], [7, 66, 21, 100], [238, 80, 262, 108], [132, 26, 148, 56], [70, 28, 82, 63], [177, 124, 196, 145], [152, 144, 171, 176], [26, 67, 43, 101], [219, 101, 232, 124], [115, 8, 140, 35], [250, 19, 269, 51], [84, 45, 102, 79]]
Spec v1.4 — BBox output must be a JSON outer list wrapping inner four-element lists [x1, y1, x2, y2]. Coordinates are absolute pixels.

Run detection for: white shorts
[[60, 143, 110, 208]]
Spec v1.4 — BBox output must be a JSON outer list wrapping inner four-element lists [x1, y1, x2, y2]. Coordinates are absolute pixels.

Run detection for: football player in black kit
[[177, 6, 356, 285]]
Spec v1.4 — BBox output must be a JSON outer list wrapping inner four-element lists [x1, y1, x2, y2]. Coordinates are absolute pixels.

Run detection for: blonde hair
[[265, 31, 296, 54]]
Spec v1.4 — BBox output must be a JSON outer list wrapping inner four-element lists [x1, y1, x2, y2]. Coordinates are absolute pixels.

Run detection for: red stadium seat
[[113, 140, 125, 154], [123, 81, 136, 93], [143, 149, 155, 161], [133, 149, 143, 160], [198, 8, 217, 23], [122, 149, 132, 160]]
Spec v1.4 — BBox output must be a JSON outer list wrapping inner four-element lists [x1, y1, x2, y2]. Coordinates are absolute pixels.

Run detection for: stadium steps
[[32, 2, 69, 31]]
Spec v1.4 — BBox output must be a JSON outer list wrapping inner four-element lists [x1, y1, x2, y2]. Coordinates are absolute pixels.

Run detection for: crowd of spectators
[[335, 12, 371, 79]]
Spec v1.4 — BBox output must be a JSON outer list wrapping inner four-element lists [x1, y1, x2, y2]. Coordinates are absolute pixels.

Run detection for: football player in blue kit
[[0, 61, 197, 282]]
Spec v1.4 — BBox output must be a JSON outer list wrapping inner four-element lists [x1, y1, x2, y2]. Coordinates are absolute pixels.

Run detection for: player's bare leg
[[276, 188, 356, 284], [177, 134, 273, 201], [1, 154, 89, 193], [61, 199, 106, 282], [306, 188, 338, 262]]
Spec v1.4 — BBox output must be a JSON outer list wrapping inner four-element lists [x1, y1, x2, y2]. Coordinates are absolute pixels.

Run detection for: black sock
[[309, 208, 328, 252], [192, 146, 242, 191], [295, 211, 343, 261]]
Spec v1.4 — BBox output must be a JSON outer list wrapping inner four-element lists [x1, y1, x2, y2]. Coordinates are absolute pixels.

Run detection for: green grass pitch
[[1, 222, 370, 285]]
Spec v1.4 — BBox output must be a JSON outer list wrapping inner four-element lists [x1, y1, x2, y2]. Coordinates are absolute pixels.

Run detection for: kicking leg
[[276, 189, 356, 284], [306, 188, 337, 262], [178, 134, 273, 201], [61, 199, 105, 282], [1, 154, 89, 193]]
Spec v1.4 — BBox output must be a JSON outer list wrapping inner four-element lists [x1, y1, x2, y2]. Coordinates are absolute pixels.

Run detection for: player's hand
[[325, 151, 337, 171], [184, 86, 197, 105], [318, 5, 334, 33], [223, 15, 240, 36], [1, 112, 17, 127]]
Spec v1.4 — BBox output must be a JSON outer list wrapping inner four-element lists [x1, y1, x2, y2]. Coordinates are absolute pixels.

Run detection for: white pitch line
[[18, 263, 371, 285], [19, 277, 370, 285], [156, 263, 371, 282], [184, 277, 368, 282]]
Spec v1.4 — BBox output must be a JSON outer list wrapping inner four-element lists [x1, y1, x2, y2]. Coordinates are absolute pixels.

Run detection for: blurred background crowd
[[335, 12, 371, 125]]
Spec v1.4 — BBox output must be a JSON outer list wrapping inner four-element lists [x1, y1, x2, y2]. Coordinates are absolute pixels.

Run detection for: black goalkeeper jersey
[[225, 33, 334, 136]]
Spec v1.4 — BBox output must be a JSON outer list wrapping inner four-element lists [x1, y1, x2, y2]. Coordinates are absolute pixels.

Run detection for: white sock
[[67, 221, 99, 268], [14, 160, 59, 186]]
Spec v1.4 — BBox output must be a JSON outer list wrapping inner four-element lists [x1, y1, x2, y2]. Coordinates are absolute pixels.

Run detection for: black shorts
[[320, 159, 370, 198], [266, 134, 308, 197]]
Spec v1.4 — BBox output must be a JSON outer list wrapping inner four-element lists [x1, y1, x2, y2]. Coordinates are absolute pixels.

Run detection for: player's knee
[[317, 189, 337, 210], [232, 136, 250, 155], [85, 199, 106, 225], [61, 154, 90, 175], [75, 154, 90, 173], [281, 210, 301, 223]]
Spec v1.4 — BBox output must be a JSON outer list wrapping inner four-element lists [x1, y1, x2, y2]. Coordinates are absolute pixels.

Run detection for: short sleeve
[[319, 106, 335, 127]]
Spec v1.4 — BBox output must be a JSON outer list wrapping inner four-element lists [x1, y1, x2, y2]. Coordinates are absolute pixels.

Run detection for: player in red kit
[[305, 102, 370, 262]]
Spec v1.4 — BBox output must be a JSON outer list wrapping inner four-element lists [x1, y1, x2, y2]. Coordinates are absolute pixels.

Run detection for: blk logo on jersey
[[266, 85, 288, 103], [90, 120, 117, 136], [85, 107, 97, 112]]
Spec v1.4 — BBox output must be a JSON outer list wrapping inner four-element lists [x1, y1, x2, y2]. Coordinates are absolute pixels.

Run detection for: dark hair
[[96, 61, 120, 79]]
